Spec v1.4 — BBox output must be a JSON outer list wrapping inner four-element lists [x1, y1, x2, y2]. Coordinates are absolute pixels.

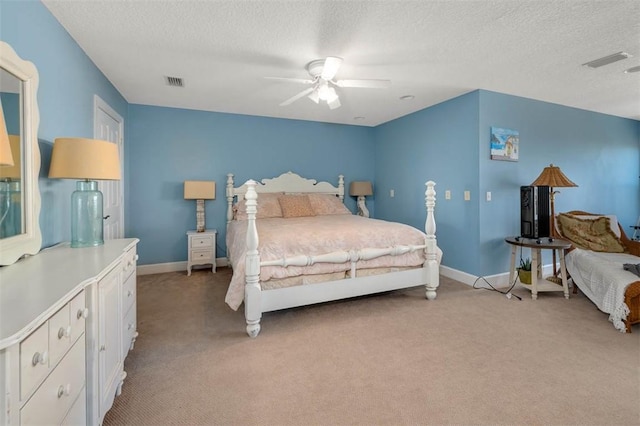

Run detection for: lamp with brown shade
[[0, 106, 13, 167], [531, 163, 577, 277], [49, 138, 121, 247], [349, 181, 373, 218], [184, 180, 216, 232], [0, 106, 19, 237]]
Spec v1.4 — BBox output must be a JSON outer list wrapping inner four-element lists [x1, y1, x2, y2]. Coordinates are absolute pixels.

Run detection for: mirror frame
[[0, 41, 42, 265]]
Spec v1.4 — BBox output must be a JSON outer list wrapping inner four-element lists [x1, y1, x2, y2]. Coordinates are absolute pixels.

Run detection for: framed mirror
[[0, 41, 42, 265]]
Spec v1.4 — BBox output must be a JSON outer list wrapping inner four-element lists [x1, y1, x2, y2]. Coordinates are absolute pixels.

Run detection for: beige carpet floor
[[104, 268, 640, 426]]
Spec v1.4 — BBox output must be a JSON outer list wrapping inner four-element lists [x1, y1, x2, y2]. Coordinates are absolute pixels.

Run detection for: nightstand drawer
[[190, 235, 213, 249], [191, 249, 213, 262]]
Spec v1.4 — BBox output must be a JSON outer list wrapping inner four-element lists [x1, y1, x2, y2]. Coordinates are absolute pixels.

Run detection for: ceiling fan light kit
[[268, 56, 391, 110]]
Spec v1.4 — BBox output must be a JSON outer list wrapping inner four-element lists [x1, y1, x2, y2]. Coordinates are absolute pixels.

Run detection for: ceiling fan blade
[[335, 79, 391, 89], [321, 56, 343, 80], [264, 76, 314, 84], [280, 87, 315, 106], [327, 96, 341, 110]]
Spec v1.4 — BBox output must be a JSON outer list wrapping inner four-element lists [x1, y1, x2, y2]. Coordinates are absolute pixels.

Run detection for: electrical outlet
[[445, 190, 451, 200], [486, 191, 491, 201], [390, 189, 395, 198], [464, 190, 471, 201]]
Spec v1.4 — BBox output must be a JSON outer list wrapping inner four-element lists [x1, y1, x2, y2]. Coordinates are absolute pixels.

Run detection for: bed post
[[424, 181, 439, 300], [244, 180, 262, 337], [338, 175, 345, 202], [226, 174, 235, 225]]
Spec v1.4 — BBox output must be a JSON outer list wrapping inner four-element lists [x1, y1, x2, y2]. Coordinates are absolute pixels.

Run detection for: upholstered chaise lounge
[[555, 211, 640, 332]]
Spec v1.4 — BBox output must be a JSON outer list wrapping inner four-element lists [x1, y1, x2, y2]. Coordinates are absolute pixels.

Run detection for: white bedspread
[[565, 248, 640, 332], [225, 215, 439, 310]]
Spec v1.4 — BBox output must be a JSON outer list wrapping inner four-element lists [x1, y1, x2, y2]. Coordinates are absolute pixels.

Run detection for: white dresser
[[0, 238, 139, 426]]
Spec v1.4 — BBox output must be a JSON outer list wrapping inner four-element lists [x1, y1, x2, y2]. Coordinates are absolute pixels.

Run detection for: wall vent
[[165, 76, 184, 87]]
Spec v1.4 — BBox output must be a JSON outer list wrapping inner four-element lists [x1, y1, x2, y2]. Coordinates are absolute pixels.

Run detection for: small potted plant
[[518, 258, 532, 284]]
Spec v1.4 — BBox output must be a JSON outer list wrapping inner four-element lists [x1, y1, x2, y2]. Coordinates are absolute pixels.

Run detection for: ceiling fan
[[266, 56, 391, 110]]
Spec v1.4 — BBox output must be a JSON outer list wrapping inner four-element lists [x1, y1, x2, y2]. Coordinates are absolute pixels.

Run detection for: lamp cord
[[472, 246, 524, 301]]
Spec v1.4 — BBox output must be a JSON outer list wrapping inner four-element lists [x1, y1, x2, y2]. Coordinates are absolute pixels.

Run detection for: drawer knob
[[77, 308, 89, 319], [31, 351, 48, 366], [100, 344, 106, 352], [57, 325, 72, 339], [57, 384, 71, 398], [127, 290, 134, 297], [127, 323, 134, 330]]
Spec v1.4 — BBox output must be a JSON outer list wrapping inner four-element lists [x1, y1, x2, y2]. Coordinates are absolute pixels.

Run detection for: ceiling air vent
[[165, 76, 184, 87], [582, 52, 630, 68]]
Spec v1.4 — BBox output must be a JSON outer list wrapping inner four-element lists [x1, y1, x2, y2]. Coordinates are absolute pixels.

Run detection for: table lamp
[[531, 163, 577, 278], [49, 138, 121, 248], [184, 180, 215, 232], [531, 163, 578, 235], [0, 107, 13, 167], [0, 109, 19, 237], [349, 181, 373, 218]]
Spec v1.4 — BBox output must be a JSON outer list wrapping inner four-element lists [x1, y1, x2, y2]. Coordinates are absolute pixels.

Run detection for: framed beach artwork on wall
[[490, 127, 519, 161]]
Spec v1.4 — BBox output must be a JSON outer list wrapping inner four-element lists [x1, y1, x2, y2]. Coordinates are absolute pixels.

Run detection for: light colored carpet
[[104, 268, 640, 426]]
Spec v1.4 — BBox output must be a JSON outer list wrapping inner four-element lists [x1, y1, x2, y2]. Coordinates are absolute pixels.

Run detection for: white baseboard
[[440, 264, 556, 289], [137, 257, 229, 276]]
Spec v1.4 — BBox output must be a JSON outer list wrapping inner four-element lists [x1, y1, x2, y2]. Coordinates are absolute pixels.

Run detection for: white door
[[94, 95, 124, 240]]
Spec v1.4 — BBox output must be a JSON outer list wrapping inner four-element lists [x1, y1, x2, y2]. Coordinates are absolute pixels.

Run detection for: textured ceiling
[[42, 0, 640, 127]]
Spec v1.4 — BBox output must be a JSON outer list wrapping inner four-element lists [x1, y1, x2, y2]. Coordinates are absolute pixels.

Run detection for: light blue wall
[[374, 92, 481, 273], [2, 1, 638, 278], [374, 89, 640, 277], [478, 90, 640, 275], [127, 105, 375, 265], [0, 0, 128, 248]]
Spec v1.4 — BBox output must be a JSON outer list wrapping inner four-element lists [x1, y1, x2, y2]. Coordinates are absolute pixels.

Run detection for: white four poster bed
[[225, 171, 441, 337]]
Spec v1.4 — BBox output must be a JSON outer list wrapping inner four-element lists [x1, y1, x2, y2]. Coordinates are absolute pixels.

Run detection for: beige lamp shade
[[0, 106, 14, 167], [0, 135, 20, 178], [531, 164, 577, 188], [184, 181, 216, 200], [349, 181, 373, 196], [49, 138, 121, 180]]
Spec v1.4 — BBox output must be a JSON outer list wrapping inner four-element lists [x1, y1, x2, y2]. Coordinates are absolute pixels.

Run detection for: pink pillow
[[235, 192, 283, 220], [278, 195, 316, 218], [308, 193, 351, 215]]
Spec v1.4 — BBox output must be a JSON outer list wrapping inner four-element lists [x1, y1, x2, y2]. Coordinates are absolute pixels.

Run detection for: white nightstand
[[187, 229, 217, 276]]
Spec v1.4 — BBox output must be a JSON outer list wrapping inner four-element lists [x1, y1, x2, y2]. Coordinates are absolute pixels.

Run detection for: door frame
[[94, 94, 125, 239]]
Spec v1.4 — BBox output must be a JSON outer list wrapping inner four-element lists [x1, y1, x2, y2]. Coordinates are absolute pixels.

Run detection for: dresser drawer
[[122, 246, 138, 282], [20, 335, 86, 426], [190, 235, 213, 249], [48, 303, 71, 367], [61, 386, 86, 426], [122, 306, 137, 359], [19, 323, 49, 400], [69, 290, 87, 344], [122, 271, 136, 315]]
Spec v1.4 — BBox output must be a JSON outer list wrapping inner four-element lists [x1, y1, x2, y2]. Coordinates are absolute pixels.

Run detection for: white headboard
[[226, 171, 345, 223]]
